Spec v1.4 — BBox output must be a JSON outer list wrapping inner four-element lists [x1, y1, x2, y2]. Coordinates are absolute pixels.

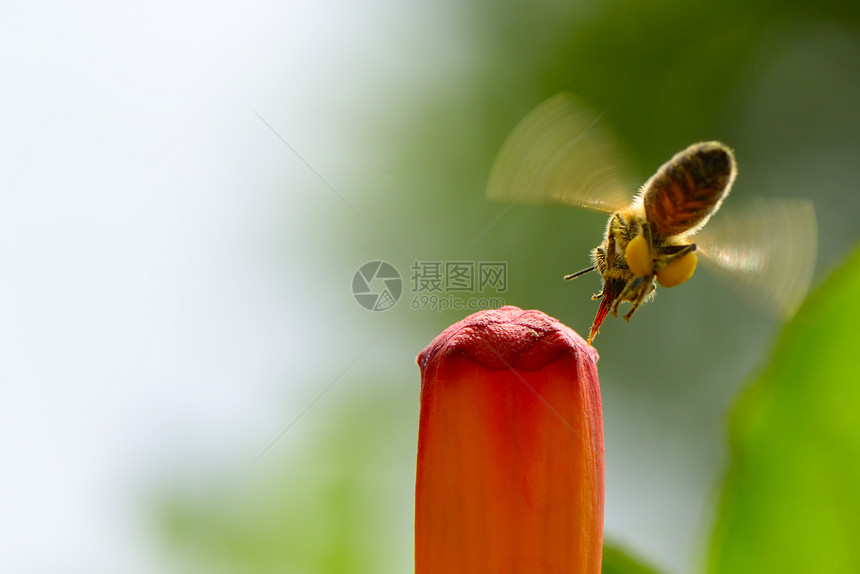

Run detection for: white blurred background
[[0, 2, 437, 571]]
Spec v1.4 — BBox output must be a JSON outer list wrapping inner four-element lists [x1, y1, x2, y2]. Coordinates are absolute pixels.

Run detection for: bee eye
[[656, 252, 698, 288], [625, 235, 652, 278]]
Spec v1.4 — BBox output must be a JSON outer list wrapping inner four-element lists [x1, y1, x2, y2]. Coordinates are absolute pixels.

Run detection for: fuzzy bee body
[[571, 142, 737, 343], [488, 94, 817, 345]]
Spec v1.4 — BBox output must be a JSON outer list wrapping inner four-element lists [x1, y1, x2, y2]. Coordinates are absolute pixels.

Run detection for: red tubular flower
[[415, 306, 604, 573]]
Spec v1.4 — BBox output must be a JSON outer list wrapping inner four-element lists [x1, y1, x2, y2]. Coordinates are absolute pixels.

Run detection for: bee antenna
[[564, 265, 597, 281]]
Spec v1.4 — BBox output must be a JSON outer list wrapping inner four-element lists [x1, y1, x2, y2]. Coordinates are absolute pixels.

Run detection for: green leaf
[[708, 244, 860, 573], [602, 542, 663, 574]]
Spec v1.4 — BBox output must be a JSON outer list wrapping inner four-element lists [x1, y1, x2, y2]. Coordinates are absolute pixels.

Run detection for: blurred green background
[[5, 1, 860, 573], [158, 1, 860, 572], [160, 1, 860, 573]]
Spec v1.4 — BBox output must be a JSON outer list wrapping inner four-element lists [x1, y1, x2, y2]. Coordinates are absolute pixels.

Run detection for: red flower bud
[[416, 306, 604, 573]]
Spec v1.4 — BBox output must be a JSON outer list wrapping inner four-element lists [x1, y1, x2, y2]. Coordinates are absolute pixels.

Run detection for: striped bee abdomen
[[642, 142, 737, 238]]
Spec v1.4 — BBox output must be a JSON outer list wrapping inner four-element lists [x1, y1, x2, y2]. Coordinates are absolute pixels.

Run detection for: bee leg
[[617, 276, 643, 302], [641, 220, 654, 250], [613, 278, 640, 316], [622, 295, 646, 321], [617, 276, 654, 321], [605, 213, 621, 266], [656, 243, 697, 268]]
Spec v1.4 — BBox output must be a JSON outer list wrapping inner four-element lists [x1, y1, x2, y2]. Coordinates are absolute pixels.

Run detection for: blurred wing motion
[[487, 93, 635, 213], [695, 198, 817, 318]]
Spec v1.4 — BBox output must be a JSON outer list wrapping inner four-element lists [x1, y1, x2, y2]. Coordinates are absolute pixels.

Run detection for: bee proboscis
[[487, 93, 817, 344]]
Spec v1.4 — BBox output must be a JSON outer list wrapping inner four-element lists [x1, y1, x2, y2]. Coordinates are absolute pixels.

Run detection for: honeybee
[[487, 93, 817, 344]]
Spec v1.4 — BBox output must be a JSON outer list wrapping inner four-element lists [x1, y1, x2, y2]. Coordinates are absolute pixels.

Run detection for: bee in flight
[[487, 93, 817, 344]]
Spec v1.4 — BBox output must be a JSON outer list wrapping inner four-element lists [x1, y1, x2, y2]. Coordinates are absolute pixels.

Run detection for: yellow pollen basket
[[656, 251, 697, 287], [625, 235, 652, 278]]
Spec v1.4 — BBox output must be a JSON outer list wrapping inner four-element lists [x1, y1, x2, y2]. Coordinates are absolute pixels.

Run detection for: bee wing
[[694, 198, 817, 318], [487, 93, 635, 213]]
